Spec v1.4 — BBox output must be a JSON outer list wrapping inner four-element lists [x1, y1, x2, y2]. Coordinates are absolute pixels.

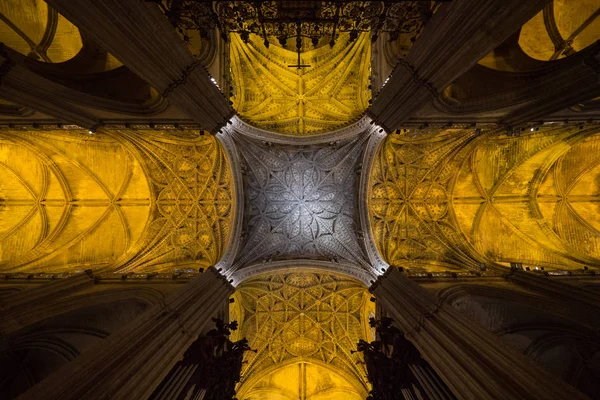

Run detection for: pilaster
[[370, 267, 590, 400], [17, 267, 234, 400]]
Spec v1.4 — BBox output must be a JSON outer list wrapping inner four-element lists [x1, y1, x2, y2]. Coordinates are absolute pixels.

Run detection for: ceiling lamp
[[152, 0, 446, 50]]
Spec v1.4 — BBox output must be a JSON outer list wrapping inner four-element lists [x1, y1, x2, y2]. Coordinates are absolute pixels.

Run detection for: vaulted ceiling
[[370, 124, 600, 274], [1, 2, 600, 399], [231, 270, 373, 399], [0, 128, 234, 274], [232, 132, 369, 269], [230, 32, 371, 135]]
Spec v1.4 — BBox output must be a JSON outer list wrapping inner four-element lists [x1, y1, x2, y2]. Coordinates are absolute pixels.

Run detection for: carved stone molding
[[225, 114, 374, 146], [230, 259, 375, 287], [358, 126, 389, 278], [232, 270, 372, 398], [214, 128, 245, 273]]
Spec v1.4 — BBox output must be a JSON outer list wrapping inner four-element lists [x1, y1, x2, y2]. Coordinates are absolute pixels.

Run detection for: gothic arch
[[0, 129, 152, 273], [235, 358, 368, 400], [3, 285, 166, 333], [438, 284, 598, 332], [438, 282, 600, 398], [0, 297, 152, 399], [230, 33, 371, 136], [519, 0, 600, 61], [0, 0, 82, 63]]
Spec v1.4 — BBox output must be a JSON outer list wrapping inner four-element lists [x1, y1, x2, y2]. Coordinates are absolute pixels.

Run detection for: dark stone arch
[[0, 295, 153, 399]]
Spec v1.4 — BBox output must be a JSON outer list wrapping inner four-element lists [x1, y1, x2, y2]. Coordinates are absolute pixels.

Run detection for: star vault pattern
[[232, 133, 370, 269]]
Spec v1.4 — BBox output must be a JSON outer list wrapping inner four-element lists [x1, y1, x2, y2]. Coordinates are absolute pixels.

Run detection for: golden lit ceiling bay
[[230, 32, 371, 135], [230, 271, 374, 400], [0, 129, 234, 274], [369, 125, 600, 273]]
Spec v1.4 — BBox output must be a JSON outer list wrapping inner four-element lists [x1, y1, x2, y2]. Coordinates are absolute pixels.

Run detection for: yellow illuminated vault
[[0, 129, 234, 274], [230, 33, 371, 135], [369, 125, 600, 273], [230, 271, 374, 399]]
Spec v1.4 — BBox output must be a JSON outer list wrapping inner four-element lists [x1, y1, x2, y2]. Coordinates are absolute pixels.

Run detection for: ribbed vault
[[229, 129, 371, 273], [519, 0, 599, 61], [230, 270, 373, 399], [0, 129, 234, 273], [0, 0, 83, 62], [230, 32, 371, 136], [368, 124, 600, 273]]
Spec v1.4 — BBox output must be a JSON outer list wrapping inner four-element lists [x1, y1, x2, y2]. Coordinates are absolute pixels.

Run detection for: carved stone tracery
[[0, 129, 234, 274], [231, 271, 373, 398], [231, 131, 371, 271], [369, 125, 600, 274], [230, 32, 371, 136]]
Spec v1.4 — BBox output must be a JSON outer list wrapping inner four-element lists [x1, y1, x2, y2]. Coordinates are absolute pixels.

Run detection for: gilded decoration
[[230, 33, 371, 135], [230, 271, 373, 399], [232, 132, 370, 269], [369, 125, 600, 272], [0, 129, 234, 274]]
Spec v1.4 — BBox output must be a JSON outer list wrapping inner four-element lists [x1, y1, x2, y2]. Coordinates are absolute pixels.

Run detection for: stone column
[[0, 270, 97, 336], [44, 0, 233, 133], [369, 0, 550, 132], [371, 268, 590, 400], [409, 364, 455, 400], [0, 45, 101, 128], [18, 267, 234, 400]]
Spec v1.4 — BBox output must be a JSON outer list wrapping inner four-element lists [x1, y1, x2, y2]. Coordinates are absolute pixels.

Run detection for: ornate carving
[[369, 125, 600, 273], [369, 128, 483, 273], [358, 127, 390, 276], [230, 32, 371, 135], [353, 317, 448, 400], [156, 318, 254, 400], [0, 129, 234, 274], [161, 59, 204, 98], [232, 271, 374, 396], [225, 114, 374, 146], [231, 132, 371, 270], [0, 129, 152, 272], [114, 130, 234, 273]]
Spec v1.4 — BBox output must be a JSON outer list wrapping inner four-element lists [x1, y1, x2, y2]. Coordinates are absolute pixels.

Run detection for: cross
[[287, 45, 311, 69], [287, 31, 311, 69]]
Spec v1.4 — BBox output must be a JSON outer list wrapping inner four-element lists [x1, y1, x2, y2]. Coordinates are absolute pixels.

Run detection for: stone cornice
[[230, 259, 376, 287], [227, 114, 373, 146], [214, 127, 244, 274], [358, 125, 390, 278]]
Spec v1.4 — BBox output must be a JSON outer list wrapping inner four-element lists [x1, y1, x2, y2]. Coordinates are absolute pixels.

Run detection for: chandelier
[[152, 1, 446, 50]]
